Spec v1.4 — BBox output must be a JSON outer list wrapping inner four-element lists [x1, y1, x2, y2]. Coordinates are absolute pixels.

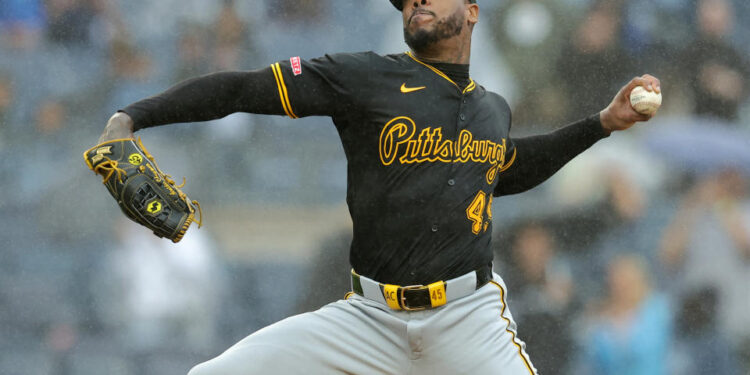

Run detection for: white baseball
[[629, 86, 662, 115]]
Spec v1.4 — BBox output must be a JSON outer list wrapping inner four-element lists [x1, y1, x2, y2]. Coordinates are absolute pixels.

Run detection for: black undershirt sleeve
[[121, 67, 327, 131], [493, 113, 609, 196]]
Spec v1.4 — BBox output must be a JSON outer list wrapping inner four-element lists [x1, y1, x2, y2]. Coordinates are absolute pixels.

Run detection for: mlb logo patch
[[290, 56, 302, 76]]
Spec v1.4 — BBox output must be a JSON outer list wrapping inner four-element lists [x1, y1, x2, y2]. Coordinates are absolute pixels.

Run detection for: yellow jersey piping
[[405, 51, 476, 94], [489, 280, 537, 375], [271, 63, 298, 119]]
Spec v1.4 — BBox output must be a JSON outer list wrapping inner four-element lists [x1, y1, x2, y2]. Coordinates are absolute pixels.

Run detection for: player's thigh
[[417, 278, 538, 375], [188, 297, 409, 375]]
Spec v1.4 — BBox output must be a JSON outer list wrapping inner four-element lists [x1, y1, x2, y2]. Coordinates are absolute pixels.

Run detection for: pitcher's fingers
[[626, 106, 655, 122], [640, 74, 661, 93], [622, 76, 650, 97]]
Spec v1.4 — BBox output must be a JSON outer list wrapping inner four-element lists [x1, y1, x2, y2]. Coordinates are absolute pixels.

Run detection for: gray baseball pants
[[188, 273, 537, 374]]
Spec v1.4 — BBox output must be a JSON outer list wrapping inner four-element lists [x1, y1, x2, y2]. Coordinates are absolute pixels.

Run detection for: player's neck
[[412, 37, 472, 65]]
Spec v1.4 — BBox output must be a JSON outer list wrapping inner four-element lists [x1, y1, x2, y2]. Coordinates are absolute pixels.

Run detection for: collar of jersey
[[406, 51, 476, 94]]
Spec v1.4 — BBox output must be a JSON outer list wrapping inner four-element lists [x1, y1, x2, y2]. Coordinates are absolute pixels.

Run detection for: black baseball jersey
[[123, 51, 608, 286], [268, 52, 514, 285]]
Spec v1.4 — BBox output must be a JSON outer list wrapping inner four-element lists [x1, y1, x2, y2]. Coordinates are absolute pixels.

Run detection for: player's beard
[[403, 8, 465, 52]]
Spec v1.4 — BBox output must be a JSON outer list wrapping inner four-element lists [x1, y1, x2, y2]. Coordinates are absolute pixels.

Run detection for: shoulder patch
[[290, 56, 302, 76]]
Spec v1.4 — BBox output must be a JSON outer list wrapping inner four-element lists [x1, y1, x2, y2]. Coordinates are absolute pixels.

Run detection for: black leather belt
[[351, 264, 493, 311]]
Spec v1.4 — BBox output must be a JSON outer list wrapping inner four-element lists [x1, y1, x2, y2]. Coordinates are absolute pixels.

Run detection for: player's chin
[[407, 17, 434, 30], [405, 23, 432, 38]]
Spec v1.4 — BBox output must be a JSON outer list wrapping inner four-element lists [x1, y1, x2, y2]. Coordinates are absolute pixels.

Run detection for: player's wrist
[[99, 112, 135, 143], [598, 109, 615, 135]]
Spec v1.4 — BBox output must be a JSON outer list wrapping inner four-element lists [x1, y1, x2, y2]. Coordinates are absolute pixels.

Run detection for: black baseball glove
[[83, 138, 201, 242]]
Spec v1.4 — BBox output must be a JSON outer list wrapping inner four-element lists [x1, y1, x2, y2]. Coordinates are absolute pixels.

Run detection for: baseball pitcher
[[85, 0, 661, 373]]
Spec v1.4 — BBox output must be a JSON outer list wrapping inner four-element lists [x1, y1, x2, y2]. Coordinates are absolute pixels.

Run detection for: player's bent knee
[[187, 358, 243, 375], [187, 362, 211, 375], [187, 361, 242, 375], [187, 346, 294, 375]]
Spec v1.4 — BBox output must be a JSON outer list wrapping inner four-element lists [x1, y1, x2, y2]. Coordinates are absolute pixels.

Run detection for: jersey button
[[459, 113, 466, 121], [447, 179, 455, 186], [431, 224, 439, 232]]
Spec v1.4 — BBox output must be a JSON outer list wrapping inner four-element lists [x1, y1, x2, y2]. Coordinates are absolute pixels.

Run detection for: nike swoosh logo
[[401, 83, 426, 93]]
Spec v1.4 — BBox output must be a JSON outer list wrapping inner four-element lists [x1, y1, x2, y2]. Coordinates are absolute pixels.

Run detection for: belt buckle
[[399, 285, 427, 311]]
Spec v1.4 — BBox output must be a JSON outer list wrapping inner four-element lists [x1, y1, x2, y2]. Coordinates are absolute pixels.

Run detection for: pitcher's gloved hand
[[84, 138, 201, 243]]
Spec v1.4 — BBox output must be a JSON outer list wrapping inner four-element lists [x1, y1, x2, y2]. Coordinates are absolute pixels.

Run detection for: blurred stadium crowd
[[1, 0, 749, 374]]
